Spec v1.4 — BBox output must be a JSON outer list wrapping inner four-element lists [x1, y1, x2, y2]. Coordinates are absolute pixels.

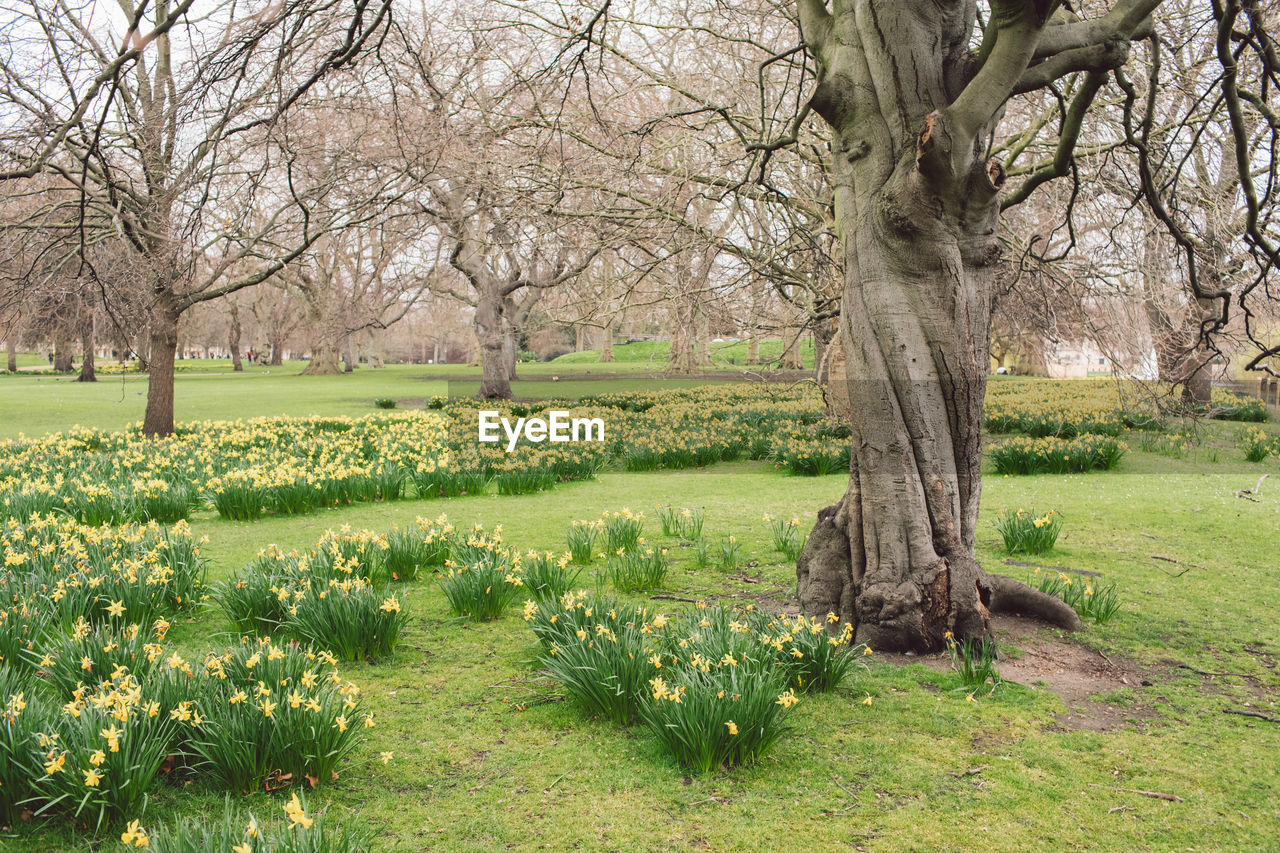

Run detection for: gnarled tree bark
[[792, 0, 1155, 650]]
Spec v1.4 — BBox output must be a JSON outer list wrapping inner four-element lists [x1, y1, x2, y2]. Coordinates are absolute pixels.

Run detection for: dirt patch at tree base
[[876, 614, 1156, 732]]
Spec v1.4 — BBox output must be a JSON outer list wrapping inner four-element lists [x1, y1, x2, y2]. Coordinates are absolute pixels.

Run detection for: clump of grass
[[374, 397, 397, 409], [994, 509, 1063, 554], [692, 539, 711, 569]]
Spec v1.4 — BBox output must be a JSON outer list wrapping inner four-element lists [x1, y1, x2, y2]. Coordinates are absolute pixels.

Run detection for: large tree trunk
[[142, 304, 180, 436], [304, 342, 342, 375], [53, 333, 72, 372], [229, 305, 244, 372], [795, 17, 1081, 651]]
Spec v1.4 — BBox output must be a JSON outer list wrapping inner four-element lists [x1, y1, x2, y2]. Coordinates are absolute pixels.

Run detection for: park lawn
[[4, 441, 1278, 851], [0, 361, 784, 439], [0, 365, 450, 438]]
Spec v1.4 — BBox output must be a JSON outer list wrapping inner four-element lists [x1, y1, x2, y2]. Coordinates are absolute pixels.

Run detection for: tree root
[[985, 574, 1083, 632]]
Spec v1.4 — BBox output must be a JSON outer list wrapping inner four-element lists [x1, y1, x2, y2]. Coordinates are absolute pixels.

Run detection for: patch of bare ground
[[876, 614, 1156, 732]]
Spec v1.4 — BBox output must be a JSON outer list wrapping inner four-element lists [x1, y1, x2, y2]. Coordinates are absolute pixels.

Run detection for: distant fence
[[1218, 378, 1280, 408]]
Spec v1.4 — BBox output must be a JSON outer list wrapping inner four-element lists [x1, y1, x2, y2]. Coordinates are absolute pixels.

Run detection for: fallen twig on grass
[[1223, 707, 1280, 723], [1090, 784, 1183, 802], [649, 594, 700, 603], [1148, 554, 1201, 577], [948, 764, 989, 778], [1235, 473, 1269, 501]]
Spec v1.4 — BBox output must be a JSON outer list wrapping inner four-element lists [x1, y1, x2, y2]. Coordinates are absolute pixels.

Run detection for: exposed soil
[[877, 614, 1156, 732]]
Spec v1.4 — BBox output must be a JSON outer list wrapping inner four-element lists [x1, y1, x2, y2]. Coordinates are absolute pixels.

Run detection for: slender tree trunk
[[268, 325, 285, 365], [77, 302, 96, 382], [601, 318, 615, 362], [814, 317, 835, 384], [6, 335, 17, 373], [670, 296, 698, 373], [230, 305, 244, 372], [142, 301, 181, 436], [503, 326, 518, 381], [475, 289, 511, 399], [781, 325, 804, 370], [342, 335, 355, 373]]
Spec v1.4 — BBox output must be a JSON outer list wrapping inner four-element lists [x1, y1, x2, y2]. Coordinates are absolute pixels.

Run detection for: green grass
[[2, 377, 1278, 850], [6, 451, 1278, 850], [0, 364, 451, 438], [0, 361, 755, 439], [552, 337, 817, 369]]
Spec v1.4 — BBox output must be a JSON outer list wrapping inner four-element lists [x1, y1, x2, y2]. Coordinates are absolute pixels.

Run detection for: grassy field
[[0, 359, 800, 439], [2, 371, 1278, 851]]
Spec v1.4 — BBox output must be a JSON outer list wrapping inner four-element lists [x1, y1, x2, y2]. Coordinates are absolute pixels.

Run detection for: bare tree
[[0, 0, 394, 434]]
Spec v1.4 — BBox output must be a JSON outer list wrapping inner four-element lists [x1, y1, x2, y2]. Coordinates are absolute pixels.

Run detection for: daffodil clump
[[768, 420, 851, 477], [1237, 425, 1280, 462], [516, 550, 581, 603], [526, 593, 864, 772], [994, 509, 1064, 554], [943, 631, 1001, 691], [606, 545, 669, 592], [215, 527, 408, 661], [439, 549, 524, 622], [655, 505, 704, 540], [0, 516, 207, 665], [186, 638, 372, 792], [763, 514, 807, 560], [601, 509, 645, 552], [564, 519, 602, 564], [989, 434, 1128, 475], [524, 592, 654, 725], [1030, 569, 1122, 624], [0, 615, 378, 831], [130, 793, 374, 853], [0, 413, 449, 525]]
